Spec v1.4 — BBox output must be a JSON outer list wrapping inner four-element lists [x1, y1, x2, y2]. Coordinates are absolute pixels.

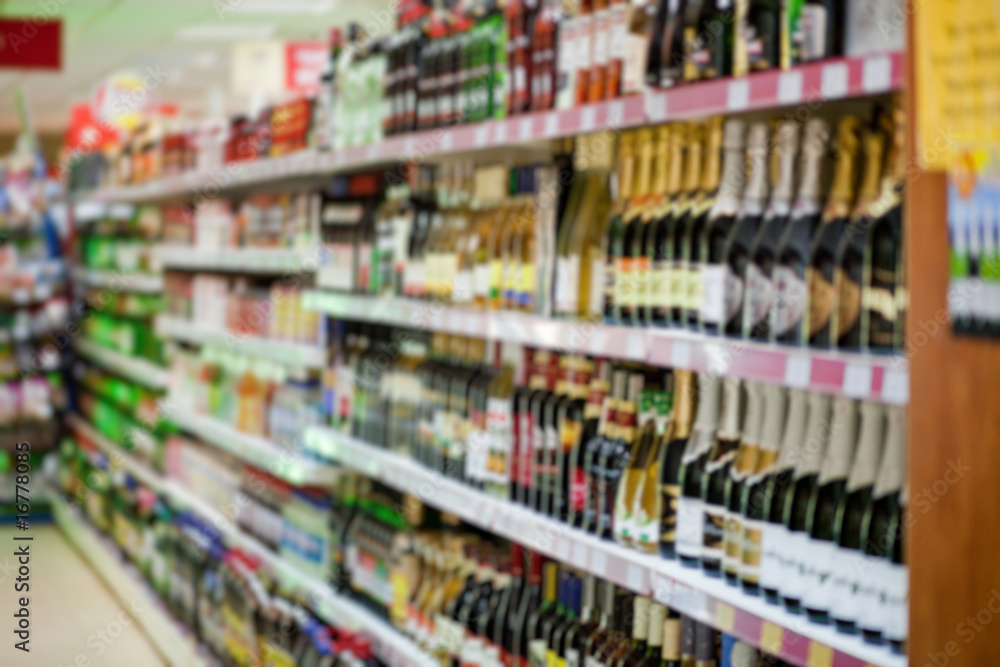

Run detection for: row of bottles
[[324, 325, 907, 651], [590, 103, 905, 352], [403, 530, 799, 667]]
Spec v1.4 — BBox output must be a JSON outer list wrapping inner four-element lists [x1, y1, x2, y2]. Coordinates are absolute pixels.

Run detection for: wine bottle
[[701, 376, 743, 575], [569, 361, 612, 528], [771, 118, 831, 344], [883, 418, 907, 655], [831, 117, 887, 349], [650, 606, 681, 667], [759, 388, 807, 603], [555, 171, 590, 318], [598, 370, 643, 540], [683, 117, 724, 329], [619, 596, 652, 667], [699, 118, 747, 335], [862, 103, 906, 352], [528, 561, 560, 666], [743, 121, 799, 341], [857, 406, 905, 646], [637, 602, 668, 667], [590, 588, 631, 665], [565, 575, 600, 667], [639, 126, 672, 325], [676, 374, 722, 567], [590, 0, 611, 102], [779, 392, 831, 613], [789, 0, 845, 64], [554, 358, 594, 520], [829, 402, 884, 635], [605, 132, 638, 323], [650, 125, 685, 326], [539, 358, 572, 516], [738, 384, 787, 594], [553, 575, 583, 664], [498, 543, 525, 662], [633, 375, 673, 553], [584, 581, 615, 662], [584, 367, 625, 534], [654, 0, 687, 89], [668, 124, 703, 325], [682, 0, 733, 81], [802, 397, 859, 623], [581, 137, 617, 323], [679, 616, 696, 667], [621, 129, 656, 323], [722, 381, 764, 585], [694, 621, 717, 667], [528, 352, 559, 511], [512, 550, 544, 665], [542, 571, 571, 666], [805, 115, 862, 347], [658, 370, 696, 559], [615, 373, 667, 545], [733, 0, 780, 76], [722, 123, 770, 337]]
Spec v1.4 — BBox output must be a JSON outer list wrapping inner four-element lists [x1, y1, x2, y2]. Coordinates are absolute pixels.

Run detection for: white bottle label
[[723, 263, 745, 325], [700, 263, 727, 325], [882, 562, 908, 642], [829, 546, 863, 623], [778, 530, 809, 601], [474, 263, 491, 300], [801, 538, 835, 612], [592, 10, 610, 67], [772, 266, 807, 335], [759, 522, 785, 592], [555, 256, 581, 314], [676, 497, 705, 561], [857, 558, 889, 633], [744, 262, 774, 335]]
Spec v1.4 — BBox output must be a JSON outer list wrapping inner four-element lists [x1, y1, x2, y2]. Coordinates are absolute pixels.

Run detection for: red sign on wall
[[0, 19, 61, 70], [285, 41, 327, 94]]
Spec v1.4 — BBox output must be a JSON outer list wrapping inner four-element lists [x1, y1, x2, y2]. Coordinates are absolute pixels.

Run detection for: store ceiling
[[0, 0, 385, 134]]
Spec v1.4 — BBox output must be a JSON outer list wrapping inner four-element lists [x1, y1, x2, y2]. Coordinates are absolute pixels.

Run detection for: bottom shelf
[[48, 488, 212, 667]]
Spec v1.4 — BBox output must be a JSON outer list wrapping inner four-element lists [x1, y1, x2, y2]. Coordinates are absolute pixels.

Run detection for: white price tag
[[493, 122, 508, 144], [519, 117, 534, 140], [821, 63, 849, 99], [591, 549, 607, 577], [590, 329, 609, 356], [777, 70, 803, 105], [862, 55, 892, 93], [365, 144, 378, 161], [580, 106, 597, 132], [727, 79, 750, 111], [652, 575, 673, 605], [626, 563, 646, 592], [842, 364, 873, 398], [625, 332, 646, 361], [704, 343, 731, 375], [784, 355, 812, 389], [440, 131, 454, 151], [881, 368, 909, 404], [671, 340, 692, 368], [607, 100, 624, 128], [475, 124, 490, 147], [571, 541, 589, 569], [671, 581, 708, 620], [557, 537, 572, 562], [645, 90, 668, 122], [544, 113, 560, 137]]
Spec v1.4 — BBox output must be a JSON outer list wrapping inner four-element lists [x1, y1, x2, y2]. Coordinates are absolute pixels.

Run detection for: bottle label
[[723, 263, 745, 327], [519, 264, 537, 310], [487, 397, 513, 484], [883, 562, 908, 642], [490, 260, 504, 301], [806, 265, 836, 338], [857, 558, 890, 633], [830, 546, 863, 623], [591, 257, 608, 317], [528, 638, 548, 667], [744, 262, 774, 338], [615, 257, 634, 309], [797, 4, 829, 62], [801, 538, 836, 612], [772, 266, 807, 336], [609, 3, 628, 60], [652, 262, 672, 310], [759, 522, 788, 592], [669, 261, 686, 309], [687, 266, 704, 316], [699, 263, 726, 325], [592, 9, 610, 67], [701, 502, 726, 561], [676, 497, 704, 561], [454, 269, 473, 304], [659, 482, 681, 548], [576, 15, 594, 71], [519, 411, 535, 489], [474, 263, 491, 300], [722, 510, 744, 576], [555, 256, 581, 314], [565, 648, 581, 667], [739, 518, 764, 584], [634, 256, 651, 308], [613, 475, 635, 542], [778, 530, 809, 602]]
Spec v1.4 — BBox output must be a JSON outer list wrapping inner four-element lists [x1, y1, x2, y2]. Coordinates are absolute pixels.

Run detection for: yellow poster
[[916, 0, 1000, 170]]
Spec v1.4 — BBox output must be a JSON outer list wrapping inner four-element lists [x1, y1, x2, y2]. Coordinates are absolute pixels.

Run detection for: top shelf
[[81, 52, 904, 205]]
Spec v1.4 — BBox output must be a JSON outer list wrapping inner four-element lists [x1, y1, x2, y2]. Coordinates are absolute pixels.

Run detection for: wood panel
[[908, 8, 1000, 663]]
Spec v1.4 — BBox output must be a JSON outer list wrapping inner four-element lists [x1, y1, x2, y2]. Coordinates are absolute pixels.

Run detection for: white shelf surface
[[64, 414, 433, 667], [155, 245, 321, 274], [155, 315, 327, 369], [48, 488, 211, 667], [81, 52, 904, 205], [72, 267, 164, 293], [165, 407, 340, 487], [75, 338, 170, 389], [304, 426, 907, 667], [303, 291, 908, 405]]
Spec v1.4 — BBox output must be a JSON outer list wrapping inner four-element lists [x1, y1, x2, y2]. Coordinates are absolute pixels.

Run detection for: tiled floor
[[0, 525, 165, 667]]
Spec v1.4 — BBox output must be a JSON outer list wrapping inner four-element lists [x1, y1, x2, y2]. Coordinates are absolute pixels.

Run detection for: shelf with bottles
[[71, 267, 164, 293], [59, 422, 434, 667], [155, 245, 322, 275], [74, 338, 170, 390], [47, 489, 214, 667]]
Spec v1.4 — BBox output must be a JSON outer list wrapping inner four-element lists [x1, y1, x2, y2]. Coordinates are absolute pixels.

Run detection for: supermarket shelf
[[72, 267, 164, 293], [304, 426, 906, 667], [155, 245, 320, 274], [48, 488, 210, 667], [82, 52, 903, 205], [155, 315, 327, 369], [166, 408, 340, 488], [303, 290, 908, 405], [65, 415, 433, 667], [75, 339, 170, 390]]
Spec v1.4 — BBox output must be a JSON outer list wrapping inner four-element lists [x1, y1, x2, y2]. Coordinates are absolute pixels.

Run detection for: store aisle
[[0, 525, 165, 667]]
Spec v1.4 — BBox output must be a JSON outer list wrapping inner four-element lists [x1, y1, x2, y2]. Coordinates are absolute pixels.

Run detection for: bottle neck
[[795, 393, 832, 479], [734, 382, 764, 476], [774, 389, 809, 473], [700, 117, 724, 193], [818, 397, 859, 485], [794, 118, 831, 214], [671, 370, 696, 440], [741, 122, 771, 215], [716, 376, 744, 442], [666, 127, 685, 196], [756, 384, 788, 470], [823, 116, 861, 221], [618, 134, 637, 200], [874, 406, 905, 498], [768, 121, 800, 214], [632, 596, 650, 642], [682, 125, 704, 194], [846, 403, 886, 492], [853, 130, 886, 217], [542, 562, 558, 603], [646, 603, 667, 650], [651, 127, 671, 196], [633, 129, 654, 198]]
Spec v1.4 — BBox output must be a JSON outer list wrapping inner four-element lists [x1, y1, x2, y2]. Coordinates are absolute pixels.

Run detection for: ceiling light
[[224, 0, 336, 13], [177, 25, 276, 41]]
